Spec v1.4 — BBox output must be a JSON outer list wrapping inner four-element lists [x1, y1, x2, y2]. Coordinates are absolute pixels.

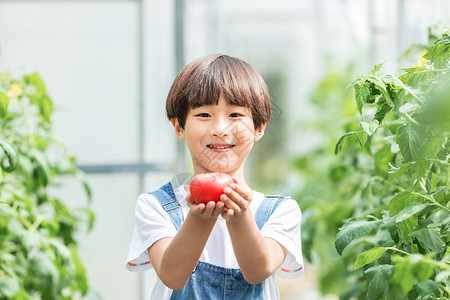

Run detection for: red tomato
[[189, 172, 233, 204]]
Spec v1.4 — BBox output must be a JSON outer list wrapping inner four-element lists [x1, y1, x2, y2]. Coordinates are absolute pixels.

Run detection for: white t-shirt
[[126, 185, 304, 300]]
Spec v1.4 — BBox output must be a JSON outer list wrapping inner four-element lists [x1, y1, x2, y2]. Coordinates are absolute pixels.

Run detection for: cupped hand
[[220, 177, 254, 223], [186, 193, 228, 219]]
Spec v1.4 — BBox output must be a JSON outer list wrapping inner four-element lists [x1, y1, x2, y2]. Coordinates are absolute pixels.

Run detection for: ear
[[254, 123, 266, 141], [171, 118, 185, 140]]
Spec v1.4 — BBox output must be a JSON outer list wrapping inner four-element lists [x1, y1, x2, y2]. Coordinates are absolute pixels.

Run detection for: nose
[[210, 118, 230, 138]]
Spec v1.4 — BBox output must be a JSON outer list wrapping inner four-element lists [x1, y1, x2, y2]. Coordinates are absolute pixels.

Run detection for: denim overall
[[149, 182, 288, 300]]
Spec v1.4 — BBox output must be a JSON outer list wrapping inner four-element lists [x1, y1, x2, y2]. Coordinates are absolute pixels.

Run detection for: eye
[[195, 113, 211, 118], [229, 113, 243, 118]]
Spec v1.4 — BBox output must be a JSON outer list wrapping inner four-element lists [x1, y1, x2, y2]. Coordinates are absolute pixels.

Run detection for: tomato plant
[[333, 31, 450, 299], [0, 69, 94, 299], [292, 27, 449, 299], [189, 172, 233, 204]]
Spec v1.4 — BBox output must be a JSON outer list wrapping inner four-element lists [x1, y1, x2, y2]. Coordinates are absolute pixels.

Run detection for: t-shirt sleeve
[[260, 199, 304, 278], [125, 194, 178, 272]]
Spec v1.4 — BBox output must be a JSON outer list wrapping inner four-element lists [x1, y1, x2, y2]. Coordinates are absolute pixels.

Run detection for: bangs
[[166, 54, 271, 129], [187, 56, 253, 109]]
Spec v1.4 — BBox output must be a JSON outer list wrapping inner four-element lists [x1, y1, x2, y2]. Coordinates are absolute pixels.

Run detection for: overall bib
[[149, 182, 288, 300]]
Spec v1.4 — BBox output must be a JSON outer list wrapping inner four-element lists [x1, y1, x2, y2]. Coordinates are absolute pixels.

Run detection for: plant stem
[[429, 159, 450, 166], [442, 284, 450, 297], [403, 113, 420, 125], [373, 176, 405, 192], [30, 215, 45, 231], [378, 121, 405, 129], [386, 246, 410, 256], [411, 192, 450, 213], [386, 247, 450, 270], [402, 86, 425, 105]]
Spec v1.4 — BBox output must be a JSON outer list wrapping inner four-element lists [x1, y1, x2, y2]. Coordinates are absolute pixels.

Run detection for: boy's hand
[[220, 177, 253, 223], [186, 193, 227, 219]]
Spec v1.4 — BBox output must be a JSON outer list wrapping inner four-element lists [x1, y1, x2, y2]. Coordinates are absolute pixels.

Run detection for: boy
[[126, 54, 303, 299]]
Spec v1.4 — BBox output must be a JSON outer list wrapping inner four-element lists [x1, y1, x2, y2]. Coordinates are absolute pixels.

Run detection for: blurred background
[[0, 0, 448, 299]]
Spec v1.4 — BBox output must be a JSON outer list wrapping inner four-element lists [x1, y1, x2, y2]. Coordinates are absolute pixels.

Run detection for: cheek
[[234, 121, 256, 139]]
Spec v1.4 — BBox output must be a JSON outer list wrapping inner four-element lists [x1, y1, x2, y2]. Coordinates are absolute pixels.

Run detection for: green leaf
[[75, 170, 93, 203], [355, 131, 368, 147], [395, 202, 428, 223], [81, 208, 96, 232], [413, 280, 439, 297], [417, 159, 432, 191], [389, 191, 420, 216], [388, 161, 415, 181], [374, 144, 392, 176], [410, 228, 445, 253], [382, 73, 404, 87], [23, 73, 47, 95], [396, 124, 422, 162], [371, 61, 385, 73], [373, 98, 393, 123], [334, 131, 358, 155], [399, 67, 430, 87], [40, 95, 54, 122], [399, 102, 422, 114], [364, 265, 393, 300], [424, 33, 450, 68], [426, 172, 439, 194], [335, 219, 381, 255], [367, 75, 388, 96], [391, 255, 415, 293], [353, 81, 370, 116], [360, 119, 379, 136], [411, 255, 436, 282], [30, 251, 59, 298], [0, 139, 18, 172], [397, 217, 417, 245], [354, 246, 388, 269], [0, 91, 9, 118], [28, 149, 50, 187], [0, 275, 19, 298], [70, 248, 88, 295], [421, 136, 446, 159], [436, 270, 450, 282]]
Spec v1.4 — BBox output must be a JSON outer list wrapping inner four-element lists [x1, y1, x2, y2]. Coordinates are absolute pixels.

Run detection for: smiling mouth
[[207, 144, 236, 150]]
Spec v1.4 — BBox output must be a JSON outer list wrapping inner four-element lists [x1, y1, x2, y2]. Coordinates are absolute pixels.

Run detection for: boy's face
[[171, 94, 265, 175]]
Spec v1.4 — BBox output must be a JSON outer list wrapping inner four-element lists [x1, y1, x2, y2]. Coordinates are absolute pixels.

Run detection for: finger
[[212, 201, 225, 216], [221, 208, 234, 219], [228, 183, 253, 201], [226, 209, 234, 217], [223, 187, 247, 209], [202, 201, 216, 217], [186, 193, 193, 203], [220, 193, 240, 212], [195, 203, 206, 213]]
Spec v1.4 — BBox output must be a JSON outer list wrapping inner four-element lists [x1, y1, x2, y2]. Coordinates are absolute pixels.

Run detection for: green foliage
[[293, 30, 450, 299], [292, 61, 361, 295], [333, 31, 450, 298], [0, 70, 94, 299]]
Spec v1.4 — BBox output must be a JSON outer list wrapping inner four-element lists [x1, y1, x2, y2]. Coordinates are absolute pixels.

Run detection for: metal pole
[[137, 1, 145, 299], [397, 0, 405, 61], [174, 0, 186, 173], [368, 0, 375, 65]]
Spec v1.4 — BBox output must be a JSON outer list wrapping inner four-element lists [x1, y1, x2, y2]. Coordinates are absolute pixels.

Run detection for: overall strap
[[149, 182, 184, 231], [254, 195, 290, 230]]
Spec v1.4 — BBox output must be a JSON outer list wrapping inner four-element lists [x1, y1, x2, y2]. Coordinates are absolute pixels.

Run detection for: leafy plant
[[334, 31, 450, 299], [291, 61, 362, 295], [0, 70, 94, 299]]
